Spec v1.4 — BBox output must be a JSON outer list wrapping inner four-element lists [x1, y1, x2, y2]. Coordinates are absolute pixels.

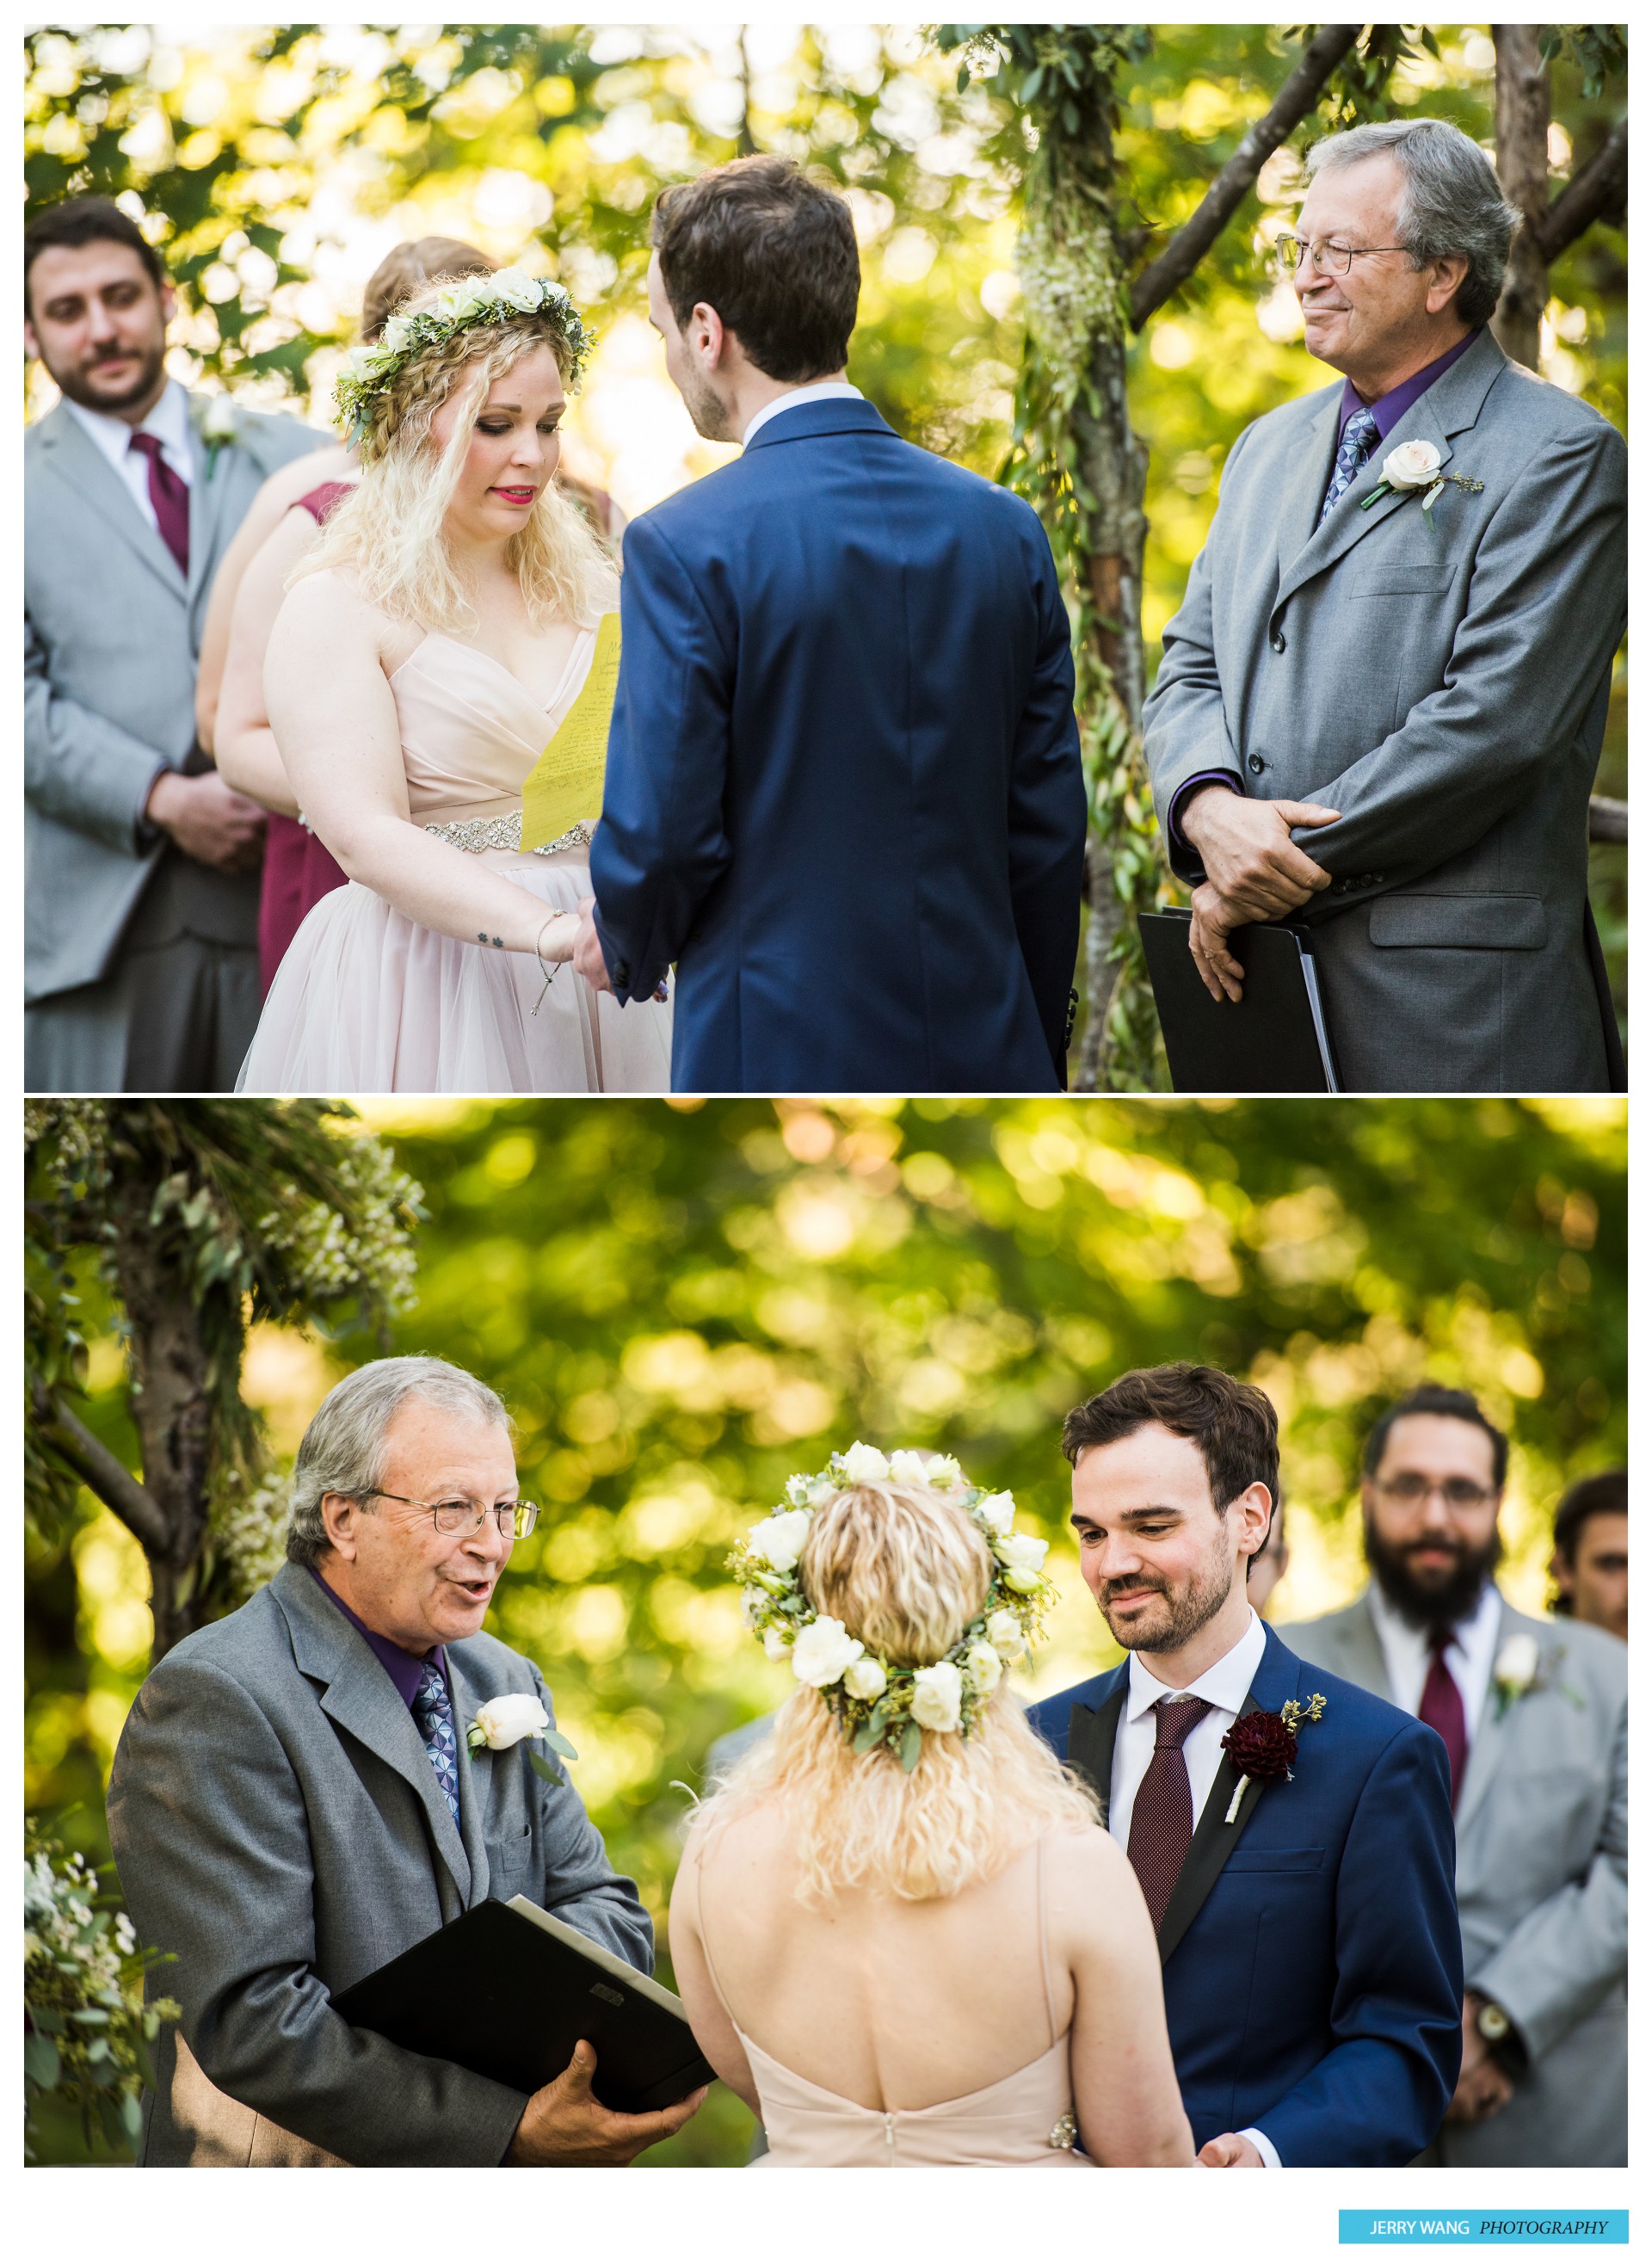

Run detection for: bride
[[237, 268, 670, 1092], [670, 1454, 1194, 2167]]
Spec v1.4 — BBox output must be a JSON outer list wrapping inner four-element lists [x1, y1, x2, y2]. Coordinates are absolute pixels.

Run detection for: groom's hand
[[505, 2039, 706, 2167], [1180, 786, 1340, 920], [1195, 2132, 1266, 2168], [572, 899, 613, 995]]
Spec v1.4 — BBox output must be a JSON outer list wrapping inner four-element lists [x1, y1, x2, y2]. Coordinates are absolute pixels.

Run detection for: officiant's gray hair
[[286, 1356, 513, 1566], [1305, 117, 1519, 328]]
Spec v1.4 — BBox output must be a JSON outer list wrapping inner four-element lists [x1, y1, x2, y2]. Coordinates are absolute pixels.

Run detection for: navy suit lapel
[[1157, 1629, 1303, 1965], [1064, 1671, 1128, 1824]]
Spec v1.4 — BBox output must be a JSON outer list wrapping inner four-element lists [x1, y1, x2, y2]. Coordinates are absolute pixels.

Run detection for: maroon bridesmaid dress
[[256, 479, 354, 995]]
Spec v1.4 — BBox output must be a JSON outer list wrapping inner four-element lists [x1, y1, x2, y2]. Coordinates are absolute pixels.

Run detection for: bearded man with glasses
[[1288, 1385, 1626, 2167], [108, 1356, 703, 2168], [1142, 116, 1626, 1094]]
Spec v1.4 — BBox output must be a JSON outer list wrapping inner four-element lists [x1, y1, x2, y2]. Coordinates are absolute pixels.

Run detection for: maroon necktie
[[1418, 1626, 1468, 1810], [1126, 1695, 1212, 1931], [128, 429, 190, 579]]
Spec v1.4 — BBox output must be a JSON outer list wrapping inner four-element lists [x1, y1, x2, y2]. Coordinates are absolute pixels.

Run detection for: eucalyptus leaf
[[542, 1728, 579, 1761], [23, 2035, 60, 2090], [899, 1721, 922, 1773], [527, 1748, 566, 1788]]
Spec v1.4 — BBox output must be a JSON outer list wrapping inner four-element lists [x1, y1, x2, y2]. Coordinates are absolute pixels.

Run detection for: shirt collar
[[741, 379, 863, 448], [1338, 325, 1481, 445], [1125, 1606, 1267, 1722], [307, 1564, 446, 1709], [65, 376, 194, 479]]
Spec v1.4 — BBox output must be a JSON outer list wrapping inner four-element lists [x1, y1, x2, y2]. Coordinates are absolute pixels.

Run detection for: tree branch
[[1129, 24, 1362, 329], [30, 1379, 170, 1556], [1530, 119, 1627, 265]]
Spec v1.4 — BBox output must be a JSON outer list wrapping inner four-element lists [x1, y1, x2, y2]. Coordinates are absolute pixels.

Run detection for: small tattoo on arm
[[491, 935, 503, 947]]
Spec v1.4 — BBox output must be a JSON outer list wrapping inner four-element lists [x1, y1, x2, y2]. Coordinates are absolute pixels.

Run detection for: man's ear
[[1425, 255, 1470, 318], [1232, 1480, 1273, 1558], [690, 299, 727, 369], [159, 279, 177, 326], [320, 1490, 363, 1562], [23, 318, 40, 362]]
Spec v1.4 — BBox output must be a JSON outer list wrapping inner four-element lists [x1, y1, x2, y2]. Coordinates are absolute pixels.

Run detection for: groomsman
[[1288, 1388, 1627, 2165], [1548, 1467, 1627, 1642], [25, 195, 325, 1091], [1029, 1364, 1462, 2167], [1144, 118, 1626, 1092]]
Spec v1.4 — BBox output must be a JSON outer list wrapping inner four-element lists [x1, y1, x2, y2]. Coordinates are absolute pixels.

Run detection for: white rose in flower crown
[[749, 1508, 812, 1573], [965, 1642, 1003, 1694], [911, 1660, 964, 1731], [843, 1654, 889, 1702], [924, 1455, 965, 1489], [887, 1449, 933, 1485], [986, 1609, 1027, 1661], [995, 1531, 1049, 1576], [470, 1693, 550, 1750], [436, 277, 493, 320], [379, 314, 415, 353], [792, 1615, 865, 1688], [841, 1441, 891, 1484], [1381, 438, 1443, 490], [973, 1490, 1015, 1536], [345, 343, 392, 380], [764, 1625, 792, 1662], [1494, 1632, 1541, 1695], [491, 266, 544, 312]]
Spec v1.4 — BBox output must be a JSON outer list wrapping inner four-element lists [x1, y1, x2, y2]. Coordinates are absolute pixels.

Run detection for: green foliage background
[[25, 1096, 1626, 2164]]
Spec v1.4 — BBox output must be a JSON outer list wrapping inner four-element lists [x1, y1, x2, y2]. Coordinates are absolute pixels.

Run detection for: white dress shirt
[[1366, 1577, 1503, 1740], [740, 379, 863, 447], [65, 376, 194, 539], [1108, 1607, 1280, 2169]]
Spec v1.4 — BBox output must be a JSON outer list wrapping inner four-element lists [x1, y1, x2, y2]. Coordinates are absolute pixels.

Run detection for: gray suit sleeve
[[1141, 426, 1254, 880], [1471, 1691, 1627, 2062], [25, 608, 170, 854], [528, 1663, 656, 1973], [1291, 419, 1627, 909], [108, 1653, 529, 2168]]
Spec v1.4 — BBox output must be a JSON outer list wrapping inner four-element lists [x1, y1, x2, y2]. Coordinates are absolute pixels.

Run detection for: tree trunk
[[1492, 25, 1552, 369], [110, 1225, 213, 1659]]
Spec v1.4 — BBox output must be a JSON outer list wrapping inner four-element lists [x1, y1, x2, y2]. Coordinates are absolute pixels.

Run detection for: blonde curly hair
[[293, 276, 613, 635], [695, 1482, 1099, 1903]]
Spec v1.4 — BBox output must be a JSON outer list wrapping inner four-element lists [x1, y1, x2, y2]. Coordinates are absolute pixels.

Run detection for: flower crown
[[333, 267, 596, 454], [730, 1444, 1053, 1771]]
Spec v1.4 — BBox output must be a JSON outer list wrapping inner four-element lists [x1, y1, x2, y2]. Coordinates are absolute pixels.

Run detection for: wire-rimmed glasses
[[369, 1491, 541, 1540], [1271, 235, 1408, 280]]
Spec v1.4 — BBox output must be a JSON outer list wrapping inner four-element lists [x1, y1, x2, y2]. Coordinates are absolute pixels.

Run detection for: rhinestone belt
[[422, 811, 595, 856]]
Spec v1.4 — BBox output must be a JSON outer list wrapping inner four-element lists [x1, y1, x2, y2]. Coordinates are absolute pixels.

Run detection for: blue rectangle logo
[[1340, 2218, 1628, 2247]]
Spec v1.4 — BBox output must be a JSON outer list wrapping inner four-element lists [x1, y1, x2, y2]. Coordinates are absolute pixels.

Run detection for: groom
[[576, 154, 1087, 1094], [1028, 1363, 1463, 2165]]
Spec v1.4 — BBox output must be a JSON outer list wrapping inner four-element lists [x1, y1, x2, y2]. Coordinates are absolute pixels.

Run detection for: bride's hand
[[533, 910, 582, 966]]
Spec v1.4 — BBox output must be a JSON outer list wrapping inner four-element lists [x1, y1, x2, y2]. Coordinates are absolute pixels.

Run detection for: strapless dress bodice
[[388, 624, 600, 826]]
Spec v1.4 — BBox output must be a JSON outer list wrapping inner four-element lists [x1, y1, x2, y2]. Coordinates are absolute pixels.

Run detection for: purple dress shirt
[[309, 1564, 450, 1706], [1168, 327, 1483, 854]]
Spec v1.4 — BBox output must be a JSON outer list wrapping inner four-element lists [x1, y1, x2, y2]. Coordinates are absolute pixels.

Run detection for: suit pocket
[[1223, 1847, 1325, 1874], [1369, 894, 1547, 950], [1348, 565, 1458, 595]]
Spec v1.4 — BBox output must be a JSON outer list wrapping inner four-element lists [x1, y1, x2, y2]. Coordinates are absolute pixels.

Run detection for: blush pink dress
[[686, 1834, 1097, 2168], [237, 621, 672, 1093]]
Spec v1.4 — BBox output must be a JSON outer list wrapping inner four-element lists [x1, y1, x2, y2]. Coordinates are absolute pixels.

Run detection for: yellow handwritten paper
[[521, 610, 621, 850]]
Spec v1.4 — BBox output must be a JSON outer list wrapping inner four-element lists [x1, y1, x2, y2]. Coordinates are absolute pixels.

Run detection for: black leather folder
[[330, 1895, 715, 2113], [1140, 908, 1341, 1092]]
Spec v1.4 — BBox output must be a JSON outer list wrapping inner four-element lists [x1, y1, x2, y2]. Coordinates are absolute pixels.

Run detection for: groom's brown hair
[[650, 154, 859, 381], [1063, 1363, 1279, 1524]]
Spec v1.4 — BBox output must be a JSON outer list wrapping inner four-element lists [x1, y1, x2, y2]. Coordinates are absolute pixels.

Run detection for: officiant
[[108, 1356, 702, 2167]]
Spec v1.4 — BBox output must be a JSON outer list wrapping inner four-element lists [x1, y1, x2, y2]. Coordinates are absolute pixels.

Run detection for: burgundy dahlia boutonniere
[[1221, 1693, 1327, 1823]]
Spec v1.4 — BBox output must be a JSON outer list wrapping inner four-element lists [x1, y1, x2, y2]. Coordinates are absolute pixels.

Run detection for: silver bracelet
[[532, 914, 566, 1017]]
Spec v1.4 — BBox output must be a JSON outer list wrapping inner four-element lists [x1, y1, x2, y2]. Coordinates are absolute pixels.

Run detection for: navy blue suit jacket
[[588, 398, 1087, 1093], [1027, 1624, 1463, 2165]]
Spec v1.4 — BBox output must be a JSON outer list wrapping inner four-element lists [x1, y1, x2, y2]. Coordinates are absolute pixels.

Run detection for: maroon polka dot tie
[[1127, 1695, 1213, 1932]]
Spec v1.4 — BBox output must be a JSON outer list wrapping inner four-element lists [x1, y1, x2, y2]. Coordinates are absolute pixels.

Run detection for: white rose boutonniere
[[1490, 1632, 1541, 1719], [1362, 435, 1483, 530], [191, 392, 242, 481], [465, 1693, 578, 1783]]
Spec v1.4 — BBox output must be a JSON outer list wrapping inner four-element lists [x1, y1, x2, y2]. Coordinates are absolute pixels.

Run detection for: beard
[[677, 362, 735, 442], [49, 334, 168, 417], [1100, 1548, 1234, 1656], [1364, 1514, 1502, 1631]]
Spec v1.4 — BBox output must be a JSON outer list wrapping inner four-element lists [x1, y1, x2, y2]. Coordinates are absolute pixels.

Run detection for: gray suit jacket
[[1286, 1589, 1626, 2166], [25, 390, 324, 1016], [107, 1562, 655, 2168], [1143, 329, 1626, 1092]]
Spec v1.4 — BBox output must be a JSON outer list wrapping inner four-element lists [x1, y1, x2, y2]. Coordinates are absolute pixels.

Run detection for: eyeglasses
[[1272, 236, 1408, 280], [1373, 1475, 1497, 1512], [367, 1491, 540, 1540]]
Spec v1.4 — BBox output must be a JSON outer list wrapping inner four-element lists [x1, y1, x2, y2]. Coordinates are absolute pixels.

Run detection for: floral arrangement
[[730, 1443, 1054, 1771], [1221, 1692, 1327, 1823], [333, 267, 596, 451], [1362, 437, 1484, 525], [465, 1693, 579, 1783], [24, 1823, 179, 2157]]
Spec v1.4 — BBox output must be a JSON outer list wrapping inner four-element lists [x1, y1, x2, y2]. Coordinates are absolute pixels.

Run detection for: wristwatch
[[1475, 1998, 1512, 2046], [1469, 1992, 1526, 2074]]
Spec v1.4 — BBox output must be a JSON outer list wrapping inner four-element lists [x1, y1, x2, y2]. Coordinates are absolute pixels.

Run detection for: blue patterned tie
[[411, 1659, 462, 1825], [1316, 405, 1379, 530]]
